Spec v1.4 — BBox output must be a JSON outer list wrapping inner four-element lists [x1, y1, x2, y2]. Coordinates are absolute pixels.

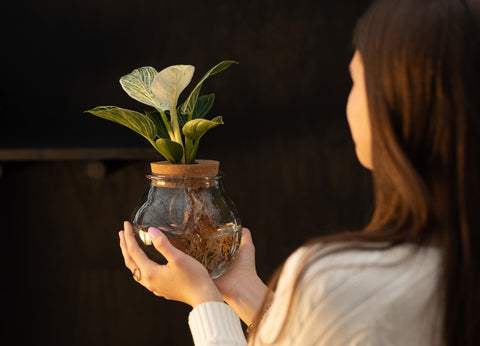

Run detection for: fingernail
[[148, 227, 161, 238]]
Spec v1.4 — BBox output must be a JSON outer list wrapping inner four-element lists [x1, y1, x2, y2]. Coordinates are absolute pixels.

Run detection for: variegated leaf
[[181, 60, 238, 116], [85, 106, 157, 141], [183, 116, 223, 141], [120, 66, 159, 109], [151, 65, 195, 111], [145, 111, 170, 139]]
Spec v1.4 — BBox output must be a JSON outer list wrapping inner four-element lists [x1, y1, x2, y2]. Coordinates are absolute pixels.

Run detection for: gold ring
[[132, 268, 141, 281]]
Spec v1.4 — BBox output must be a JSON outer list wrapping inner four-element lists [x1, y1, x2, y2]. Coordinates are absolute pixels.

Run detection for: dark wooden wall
[[1, 1, 373, 345]]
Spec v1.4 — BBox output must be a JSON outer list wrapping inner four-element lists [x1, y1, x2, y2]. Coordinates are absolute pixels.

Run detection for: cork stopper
[[150, 160, 220, 177]]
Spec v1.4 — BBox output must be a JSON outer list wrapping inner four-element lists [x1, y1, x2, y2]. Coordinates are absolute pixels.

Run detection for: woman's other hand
[[119, 221, 223, 308], [214, 228, 269, 325]]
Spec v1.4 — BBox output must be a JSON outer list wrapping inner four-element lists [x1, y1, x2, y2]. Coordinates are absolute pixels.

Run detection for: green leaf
[[181, 60, 238, 116], [145, 111, 170, 139], [85, 106, 157, 141], [178, 106, 189, 130], [178, 94, 215, 129], [192, 94, 215, 119], [119, 67, 160, 109], [183, 116, 224, 141], [155, 138, 184, 163]]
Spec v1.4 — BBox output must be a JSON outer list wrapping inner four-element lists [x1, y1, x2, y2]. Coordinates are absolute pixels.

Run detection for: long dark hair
[[250, 0, 480, 344]]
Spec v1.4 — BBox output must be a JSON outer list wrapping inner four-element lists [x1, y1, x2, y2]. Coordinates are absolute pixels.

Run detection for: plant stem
[[185, 138, 194, 163], [189, 139, 200, 163], [169, 107, 185, 163], [148, 138, 161, 155], [158, 109, 174, 139], [169, 108, 183, 144]]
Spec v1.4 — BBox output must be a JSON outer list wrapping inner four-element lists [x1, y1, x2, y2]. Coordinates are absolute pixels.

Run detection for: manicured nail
[[148, 227, 161, 238]]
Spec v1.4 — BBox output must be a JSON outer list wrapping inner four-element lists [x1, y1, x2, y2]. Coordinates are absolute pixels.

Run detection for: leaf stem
[[169, 108, 183, 144], [148, 138, 160, 154], [169, 107, 186, 163], [189, 140, 200, 163], [185, 138, 194, 163], [158, 109, 174, 139]]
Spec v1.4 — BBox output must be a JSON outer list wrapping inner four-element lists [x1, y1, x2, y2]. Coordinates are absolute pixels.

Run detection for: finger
[[147, 227, 185, 263], [123, 221, 156, 272], [241, 228, 252, 245], [240, 227, 255, 251], [119, 230, 137, 270], [235, 228, 255, 264]]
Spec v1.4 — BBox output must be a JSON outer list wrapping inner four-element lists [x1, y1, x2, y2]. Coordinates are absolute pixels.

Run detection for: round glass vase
[[131, 160, 242, 279]]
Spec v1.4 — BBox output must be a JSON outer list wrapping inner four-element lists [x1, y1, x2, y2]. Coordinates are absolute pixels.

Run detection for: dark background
[[1, 0, 373, 345]]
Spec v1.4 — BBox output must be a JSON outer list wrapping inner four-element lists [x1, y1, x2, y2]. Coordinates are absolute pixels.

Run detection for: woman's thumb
[[148, 227, 181, 261]]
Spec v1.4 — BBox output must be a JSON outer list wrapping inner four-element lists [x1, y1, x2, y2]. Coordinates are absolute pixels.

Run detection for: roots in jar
[[172, 187, 238, 275]]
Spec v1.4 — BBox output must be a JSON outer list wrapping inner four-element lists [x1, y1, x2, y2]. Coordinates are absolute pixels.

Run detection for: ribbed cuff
[[188, 302, 246, 346]]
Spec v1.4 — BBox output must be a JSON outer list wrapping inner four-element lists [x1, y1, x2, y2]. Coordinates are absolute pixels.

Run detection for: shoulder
[[257, 242, 441, 344], [282, 242, 441, 301], [284, 241, 440, 279]]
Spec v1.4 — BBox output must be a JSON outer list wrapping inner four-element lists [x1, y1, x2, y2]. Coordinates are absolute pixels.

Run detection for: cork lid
[[150, 160, 220, 177]]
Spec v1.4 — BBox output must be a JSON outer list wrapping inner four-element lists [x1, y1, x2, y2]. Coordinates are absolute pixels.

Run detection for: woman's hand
[[214, 228, 258, 298], [214, 228, 269, 325], [119, 221, 223, 308]]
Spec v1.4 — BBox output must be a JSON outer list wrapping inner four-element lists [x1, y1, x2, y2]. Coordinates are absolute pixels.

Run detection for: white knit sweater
[[189, 243, 441, 345]]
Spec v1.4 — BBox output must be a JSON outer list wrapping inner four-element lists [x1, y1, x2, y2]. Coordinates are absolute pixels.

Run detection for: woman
[[119, 0, 480, 344]]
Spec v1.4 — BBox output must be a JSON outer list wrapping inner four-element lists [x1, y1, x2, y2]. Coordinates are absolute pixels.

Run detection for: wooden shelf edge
[[0, 148, 161, 162]]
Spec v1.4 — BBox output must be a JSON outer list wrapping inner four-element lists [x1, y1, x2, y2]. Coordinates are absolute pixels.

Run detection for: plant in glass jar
[[86, 60, 241, 278]]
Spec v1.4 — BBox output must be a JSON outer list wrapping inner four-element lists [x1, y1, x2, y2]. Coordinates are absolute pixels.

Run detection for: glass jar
[[131, 160, 242, 279]]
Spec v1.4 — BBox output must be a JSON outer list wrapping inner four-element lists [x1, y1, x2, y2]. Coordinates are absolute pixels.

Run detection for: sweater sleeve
[[188, 301, 247, 346], [187, 248, 312, 346]]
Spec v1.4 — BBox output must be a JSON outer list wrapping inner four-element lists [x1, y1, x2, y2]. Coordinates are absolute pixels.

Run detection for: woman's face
[[346, 51, 373, 170]]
